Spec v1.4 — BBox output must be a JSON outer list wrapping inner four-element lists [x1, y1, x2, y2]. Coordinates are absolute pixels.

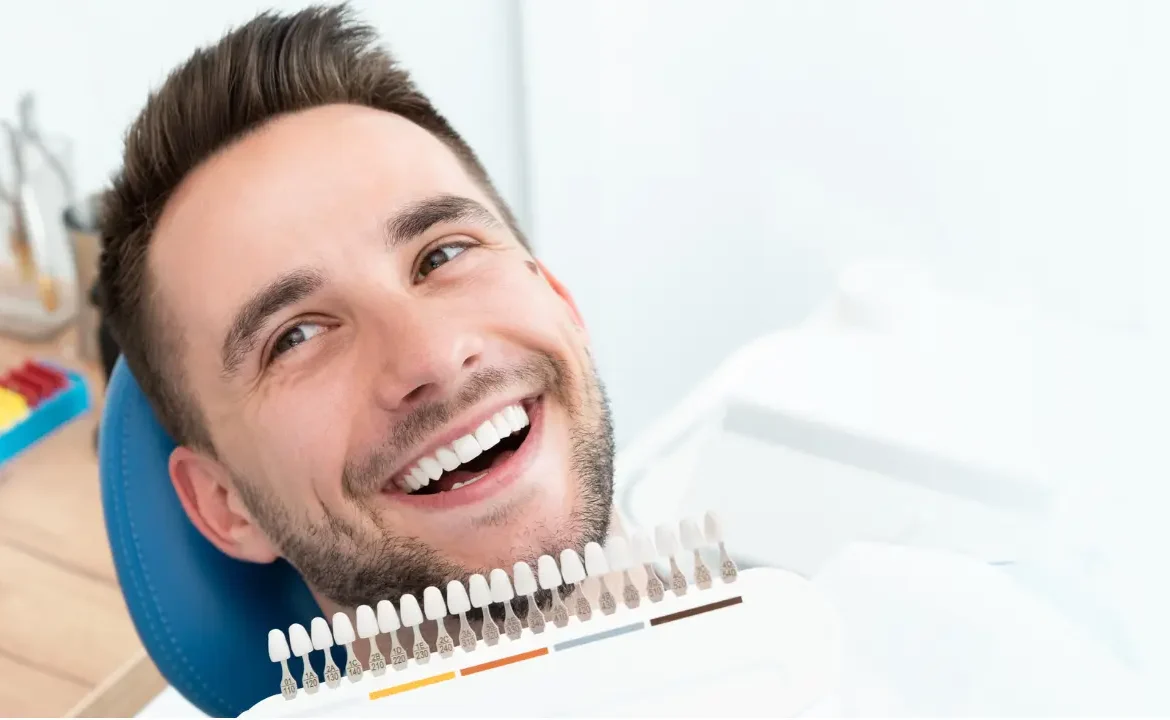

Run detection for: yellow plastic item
[[0, 387, 30, 431]]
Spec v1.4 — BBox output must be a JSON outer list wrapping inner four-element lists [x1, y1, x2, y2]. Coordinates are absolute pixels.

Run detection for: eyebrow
[[221, 267, 325, 377], [384, 194, 502, 248]]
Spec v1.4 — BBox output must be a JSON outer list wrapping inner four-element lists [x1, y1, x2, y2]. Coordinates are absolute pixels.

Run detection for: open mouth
[[393, 398, 537, 496]]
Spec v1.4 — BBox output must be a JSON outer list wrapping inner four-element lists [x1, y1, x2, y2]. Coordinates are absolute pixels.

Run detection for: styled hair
[[98, 3, 520, 451]]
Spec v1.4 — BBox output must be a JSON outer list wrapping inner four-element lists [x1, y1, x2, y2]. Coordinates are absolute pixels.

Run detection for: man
[[97, 4, 616, 624]]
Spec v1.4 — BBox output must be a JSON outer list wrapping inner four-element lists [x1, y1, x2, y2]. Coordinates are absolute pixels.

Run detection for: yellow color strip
[[368, 671, 456, 700], [0, 387, 29, 430]]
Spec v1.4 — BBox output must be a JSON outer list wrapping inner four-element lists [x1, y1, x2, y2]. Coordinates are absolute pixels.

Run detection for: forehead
[[149, 104, 494, 363]]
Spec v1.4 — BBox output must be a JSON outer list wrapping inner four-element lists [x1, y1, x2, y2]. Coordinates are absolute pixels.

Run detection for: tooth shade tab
[[399, 593, 424, 627], [268, 629, 291, 662], [490, 568, 516, 602], [705, 511, 725, 542], [355, 605, 379, 638], [655, 524, 681, 557], [288, 623, 313, 657], [537, 554, 563, 589], [446, 580, 471, 614], [376, 600, 401, 633], [680, 518, 705, 551], [560, 548, 586, 584], [584, 542, 609, 577], [331, 613, 356, 645], [423, 586, 448, 620], [468, 573, 493, 608], [633, 532, 657, 565], [513, 562, 538, 595], [605, 536, 633, 571], [310, 617, 334, 649]]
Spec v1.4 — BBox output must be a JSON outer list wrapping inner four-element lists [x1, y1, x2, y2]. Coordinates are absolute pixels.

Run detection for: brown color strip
[[649, 595, 743, 626]]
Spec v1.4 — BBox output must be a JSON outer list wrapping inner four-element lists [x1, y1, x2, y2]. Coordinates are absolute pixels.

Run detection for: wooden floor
[[0, 332, 157, 717]]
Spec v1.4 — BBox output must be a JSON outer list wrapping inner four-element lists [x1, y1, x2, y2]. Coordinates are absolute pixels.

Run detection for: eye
[[416, 243, 469, 281], [269, 321, 326, 361]]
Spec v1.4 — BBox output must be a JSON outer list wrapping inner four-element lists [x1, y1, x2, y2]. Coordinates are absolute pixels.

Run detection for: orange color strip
[[368, 671, 455, 700], [459, 647, 548, 676]]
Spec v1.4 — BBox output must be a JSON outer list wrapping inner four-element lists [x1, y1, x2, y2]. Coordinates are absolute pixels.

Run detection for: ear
[[169, 446, 278, 564], [534, 259, 588, 336]]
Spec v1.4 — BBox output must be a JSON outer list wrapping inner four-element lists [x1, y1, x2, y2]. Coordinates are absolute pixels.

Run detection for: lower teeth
[[451, 474, 487, 491]]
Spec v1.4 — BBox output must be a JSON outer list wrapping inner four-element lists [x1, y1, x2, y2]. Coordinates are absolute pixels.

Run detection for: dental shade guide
[[268, 629, 298, 700], [253, 508, 756, 714], [310, 617, 343, 688], [469, 573, 500, 645], [424, 586, 455, 658], [680, 518, 713, 590], [288, 623, 319, 694], [399, 593, 430, 663], [584, 541, 617, 615], [605, 536, 641, 609], [559, 548, 592, 621], [355, 604, 387, 676], [513, 561, 547, 634], [632, 532, 666, 602], [331, 612, 363, 682], [376, 600, 409, 670], [538, 554, 571, 628], [656, 523, 689, 596], [446, 580, 478, 653]]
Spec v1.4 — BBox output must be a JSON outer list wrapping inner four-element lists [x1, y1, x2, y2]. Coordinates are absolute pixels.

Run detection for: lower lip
[[384, 397, 544, 510]]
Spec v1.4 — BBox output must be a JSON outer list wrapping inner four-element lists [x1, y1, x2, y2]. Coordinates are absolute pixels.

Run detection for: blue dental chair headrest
[[100, 358, 321, 717]]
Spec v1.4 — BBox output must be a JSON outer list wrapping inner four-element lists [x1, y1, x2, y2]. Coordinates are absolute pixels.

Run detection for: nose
[[368, 304, 484, 411]]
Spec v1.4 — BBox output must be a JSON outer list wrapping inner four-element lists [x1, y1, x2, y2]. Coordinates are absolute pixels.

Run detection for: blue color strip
[[553, 621, 644, 652]]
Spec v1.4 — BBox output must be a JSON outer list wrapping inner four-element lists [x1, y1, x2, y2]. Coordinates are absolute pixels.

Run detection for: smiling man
[[97, 5, 615, 617]]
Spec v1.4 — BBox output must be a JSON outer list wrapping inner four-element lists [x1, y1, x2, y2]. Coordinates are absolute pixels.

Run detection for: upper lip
[[380, 392, 540, 488]]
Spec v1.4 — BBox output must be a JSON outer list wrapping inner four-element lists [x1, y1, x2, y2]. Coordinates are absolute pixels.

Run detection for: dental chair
[[99, 358, 321, 717]]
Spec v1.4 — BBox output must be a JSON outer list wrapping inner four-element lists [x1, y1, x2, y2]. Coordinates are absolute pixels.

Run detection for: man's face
[[152, 104, 613, 608]]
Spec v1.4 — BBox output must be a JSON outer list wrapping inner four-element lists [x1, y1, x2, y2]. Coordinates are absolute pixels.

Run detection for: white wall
[[0, 0, 528, 226], [520, 0, 1170, 446]]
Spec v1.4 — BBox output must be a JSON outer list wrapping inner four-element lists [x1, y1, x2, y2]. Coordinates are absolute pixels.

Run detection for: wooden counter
[[0, 330, 164, 717]]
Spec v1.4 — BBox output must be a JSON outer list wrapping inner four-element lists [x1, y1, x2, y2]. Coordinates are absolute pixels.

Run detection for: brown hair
[[98, 3, 521, 451]]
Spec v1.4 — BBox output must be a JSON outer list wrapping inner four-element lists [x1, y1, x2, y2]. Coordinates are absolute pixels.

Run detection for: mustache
[[342, 353, 569, 498]]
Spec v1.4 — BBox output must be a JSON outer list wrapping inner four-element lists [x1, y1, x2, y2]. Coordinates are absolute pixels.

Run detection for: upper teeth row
[[398, 404, 530, 492]]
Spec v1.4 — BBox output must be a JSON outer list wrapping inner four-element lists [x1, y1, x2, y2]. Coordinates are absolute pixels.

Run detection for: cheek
[[461, 257, 579, 346], [243, 380, 354, 498]]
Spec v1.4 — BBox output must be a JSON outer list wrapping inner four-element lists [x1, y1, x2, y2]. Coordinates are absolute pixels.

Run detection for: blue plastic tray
[[0, 366, 91, 466]]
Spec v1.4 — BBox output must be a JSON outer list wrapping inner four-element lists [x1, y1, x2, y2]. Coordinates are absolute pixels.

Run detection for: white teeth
[[396, 403, 531, 494], [503, 406, 523, 432], [436, 447, 460, 472], [452, 434, 482, 463], [474, 420, 500, 450], [450, 473, 486, 491], [419, 456, 443, 481]]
